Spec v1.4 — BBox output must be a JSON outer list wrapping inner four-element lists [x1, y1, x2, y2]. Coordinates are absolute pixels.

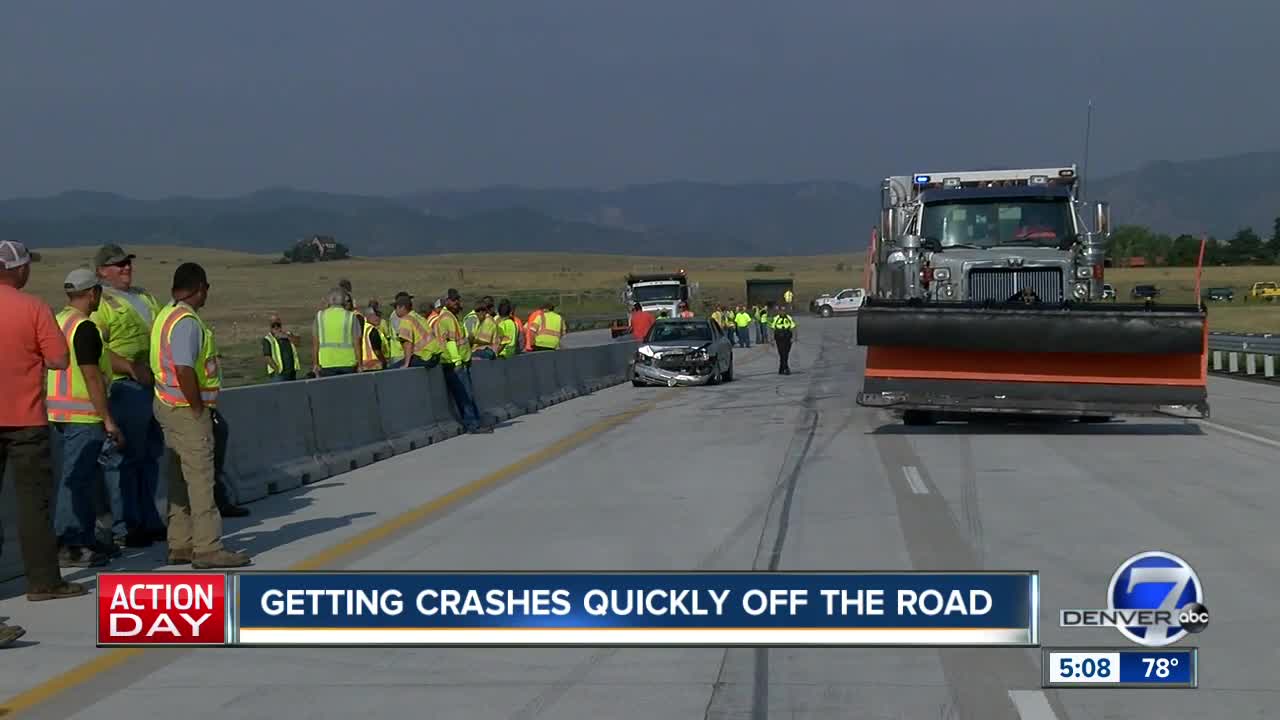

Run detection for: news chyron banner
[[98, 571, 1039, 647]]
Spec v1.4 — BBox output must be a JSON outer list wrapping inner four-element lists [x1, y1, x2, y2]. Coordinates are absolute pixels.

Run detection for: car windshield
[[647, 322, 711, 343], [632, 284, 682, 303], [920, 198, 1074, 248]]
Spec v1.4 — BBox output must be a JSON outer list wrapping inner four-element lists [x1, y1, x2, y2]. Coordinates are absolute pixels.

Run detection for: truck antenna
[[1080, 99, 1093, 209]]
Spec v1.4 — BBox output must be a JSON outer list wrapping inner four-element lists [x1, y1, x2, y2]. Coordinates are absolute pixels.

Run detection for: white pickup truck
[[811, 288, 866, 317]]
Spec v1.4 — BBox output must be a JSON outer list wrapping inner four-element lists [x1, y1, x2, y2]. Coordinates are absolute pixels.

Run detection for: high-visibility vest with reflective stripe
[[771, 314, 796, 330], [315, 307, 357, 368], [434, 309, 466, 365], [734, 312, 751, 328], [471, 316, 499, 353], [381, 317, 404, 360], [710, 310, 722, 327], [523, 310, 542, 350], [360, 322, 384, 370], [264, 334, 300, 376], [398, 311, 437, 361], [497, 317, 519, 358], [510, 315, 524, 354], [150, 302, 221, 408], [46, 308, 111, 423], [533, 311, 564, 349], [91, 286, 162, 382], [463, 310, 479, 337]]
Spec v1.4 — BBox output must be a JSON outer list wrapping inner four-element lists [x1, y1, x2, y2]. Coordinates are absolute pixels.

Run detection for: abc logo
[[1178, 602, 1210, 633], [1108, 550, 1206, 647]]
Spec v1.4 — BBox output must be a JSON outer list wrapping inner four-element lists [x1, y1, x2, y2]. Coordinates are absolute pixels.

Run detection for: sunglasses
[[107, 259, 132, 268]]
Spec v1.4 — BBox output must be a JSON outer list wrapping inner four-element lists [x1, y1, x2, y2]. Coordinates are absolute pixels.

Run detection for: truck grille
[[966, 268, 1063, 304]]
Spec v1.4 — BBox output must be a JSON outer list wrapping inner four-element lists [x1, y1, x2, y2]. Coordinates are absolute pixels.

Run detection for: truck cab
[[872, 167, 1106, 306], [613, 271, 696, 336]]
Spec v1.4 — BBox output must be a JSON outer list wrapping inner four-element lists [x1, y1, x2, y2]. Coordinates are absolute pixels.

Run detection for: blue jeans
[[443, 365, 482, 431], [737, 327, 751, 348], [53, 422, 105, 548], [103, 378, 166, 536]]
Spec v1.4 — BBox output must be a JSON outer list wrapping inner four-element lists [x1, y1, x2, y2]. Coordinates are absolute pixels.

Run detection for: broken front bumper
[[632, 360, 716, 387]]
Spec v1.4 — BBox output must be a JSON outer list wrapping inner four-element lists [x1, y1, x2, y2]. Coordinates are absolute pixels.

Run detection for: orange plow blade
[[856, 300, 1209, 418]]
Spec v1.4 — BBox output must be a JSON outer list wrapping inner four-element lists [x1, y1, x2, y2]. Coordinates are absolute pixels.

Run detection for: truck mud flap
[[856, 300, 1208, 417]]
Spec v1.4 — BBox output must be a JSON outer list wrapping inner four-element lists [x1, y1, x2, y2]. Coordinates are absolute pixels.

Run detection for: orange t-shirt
[[630, 310, 655, 341], [0, 285, 69, 427]]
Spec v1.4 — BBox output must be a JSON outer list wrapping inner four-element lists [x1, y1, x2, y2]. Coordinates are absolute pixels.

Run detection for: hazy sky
[[1, 1, 1275, 198]]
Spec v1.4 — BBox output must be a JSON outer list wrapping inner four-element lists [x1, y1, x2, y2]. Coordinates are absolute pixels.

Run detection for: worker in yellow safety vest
[[380, 302, 404, 366], [470, 303, 501, 360], [770, 305, 797, 375], [90, 242, 168, 547], [733, 305, 752, 348], [358, 304, 388, 371], [263, 319, 301, 381], [47, 268, 122, 566], [312, 287, 362, 377], [528, 302, 564, 351], [508, 302, 524, 355], [496, 299, 520, 358], [436, 289, 485, 433], [392, 291, 438, 368], [149, 262, 249, 569]]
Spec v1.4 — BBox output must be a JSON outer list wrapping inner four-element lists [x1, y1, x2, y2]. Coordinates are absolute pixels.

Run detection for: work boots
[[165, 547, 251, 568]]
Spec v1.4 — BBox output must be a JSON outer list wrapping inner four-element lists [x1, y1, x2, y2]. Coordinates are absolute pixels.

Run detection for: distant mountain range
[[2, 151, 1277, 256]]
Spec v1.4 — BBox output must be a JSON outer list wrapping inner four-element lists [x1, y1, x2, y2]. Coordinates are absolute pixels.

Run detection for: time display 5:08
[[1048, 652, 1120, 683]]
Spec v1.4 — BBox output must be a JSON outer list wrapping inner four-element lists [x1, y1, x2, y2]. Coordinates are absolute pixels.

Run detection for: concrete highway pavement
[[3, 316, 1279, 719]]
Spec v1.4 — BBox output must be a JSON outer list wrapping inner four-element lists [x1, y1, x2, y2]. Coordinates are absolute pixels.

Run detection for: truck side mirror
[[1094, 202, 1111, 238]]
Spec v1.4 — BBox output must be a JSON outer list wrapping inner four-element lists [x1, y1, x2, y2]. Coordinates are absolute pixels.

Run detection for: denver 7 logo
[[1108, 551, 1204, 647]]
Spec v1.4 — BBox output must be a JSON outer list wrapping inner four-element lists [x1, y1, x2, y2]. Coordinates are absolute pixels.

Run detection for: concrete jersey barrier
[[0, 341, 638, 584]]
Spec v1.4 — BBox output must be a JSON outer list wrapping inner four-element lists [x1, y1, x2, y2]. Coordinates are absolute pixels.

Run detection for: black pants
[[0, 426, 63, 590], [774, 330, 793, 372], [210, 409, 235, 509]]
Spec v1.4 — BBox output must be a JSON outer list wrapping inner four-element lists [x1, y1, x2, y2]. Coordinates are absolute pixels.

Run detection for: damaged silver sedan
[[630, 318, 734, 387]]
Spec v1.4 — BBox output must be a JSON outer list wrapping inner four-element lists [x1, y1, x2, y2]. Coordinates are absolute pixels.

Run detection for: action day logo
[[1060, 550, 1210, 647]]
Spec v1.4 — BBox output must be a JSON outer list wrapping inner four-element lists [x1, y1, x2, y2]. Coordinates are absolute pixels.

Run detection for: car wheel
[[820, 305, 833, 318], [722, 358, 734, 382]]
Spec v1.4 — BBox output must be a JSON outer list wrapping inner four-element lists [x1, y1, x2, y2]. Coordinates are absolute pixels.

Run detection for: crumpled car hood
[[638, 341, 711, 357]]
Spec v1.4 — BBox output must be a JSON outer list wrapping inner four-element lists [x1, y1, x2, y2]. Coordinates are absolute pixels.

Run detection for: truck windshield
[[632, 284, 682, 303], [920, 198, 1074, 248]]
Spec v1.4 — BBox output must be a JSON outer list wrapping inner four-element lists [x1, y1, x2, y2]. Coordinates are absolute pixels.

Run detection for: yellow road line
[[0, 397, 664, 717]]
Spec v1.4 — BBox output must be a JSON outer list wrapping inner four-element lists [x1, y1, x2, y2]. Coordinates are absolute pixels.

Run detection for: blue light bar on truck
[[914, 175, 931, 185]]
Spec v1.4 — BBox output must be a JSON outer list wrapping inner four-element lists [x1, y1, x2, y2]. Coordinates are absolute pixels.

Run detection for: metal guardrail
[[1208, 332, 1279, 380]]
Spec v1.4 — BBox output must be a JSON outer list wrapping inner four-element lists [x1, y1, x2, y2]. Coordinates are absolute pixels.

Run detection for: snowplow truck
[[857, 165, 1208, 424]]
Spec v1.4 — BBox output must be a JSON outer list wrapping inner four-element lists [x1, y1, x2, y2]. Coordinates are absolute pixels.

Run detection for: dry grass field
[[24, 246, 1280, 386]]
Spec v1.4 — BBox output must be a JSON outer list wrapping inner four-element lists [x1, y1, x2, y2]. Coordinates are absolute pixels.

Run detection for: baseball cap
[[64, 267, 102, 292], [93, 243, 135, 268], [0, 240, 31, 270]]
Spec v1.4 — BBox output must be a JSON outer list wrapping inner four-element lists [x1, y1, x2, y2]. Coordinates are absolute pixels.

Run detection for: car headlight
[[1075, 266, 1092, 279], [932, 267, 951, 281], [691, 350, 710, 361], [1073, 282, 1088, 299]]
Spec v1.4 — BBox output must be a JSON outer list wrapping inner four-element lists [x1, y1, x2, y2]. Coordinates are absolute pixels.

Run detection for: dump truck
[[745, 278, 795, 309], [857, 165, 1209, 425], [611, 271, 697, 337]]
